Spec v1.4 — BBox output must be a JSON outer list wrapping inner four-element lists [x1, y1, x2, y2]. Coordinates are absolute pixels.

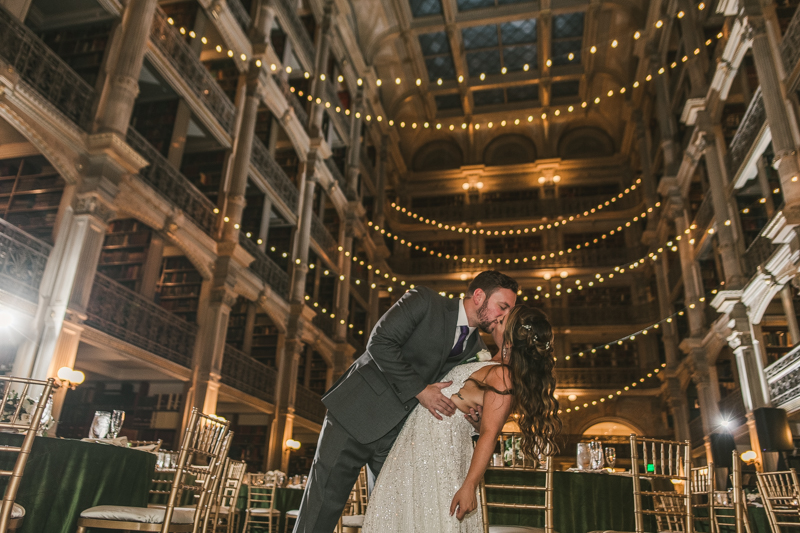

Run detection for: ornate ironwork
[[388, 247, 643, 275], [692, 194, 714, 236], [765, 345, 800, 409], [324, 82, 349, 136], [555, 368, 647, 388], [726, 88, 765, 177], [0, 4, 96, 129], [294, 384, 326, 424], [226, 0, 251, 33], [311, 212, 338, 258], [311, 311, 337, 339], [85, 274, 197, 368], [127, 127, 218, 235], [781, 4, 800, 73], [0, 218, 50, 302], [250, 137, 299, 212], [324, 157, 348, 192], [221, 344, 276, 403], [274, 74, 309, 126], [150, 7, 236, 133], [743, 235, 777, 277], [238, 234, 290, 299], [272, 0, 315, 66]]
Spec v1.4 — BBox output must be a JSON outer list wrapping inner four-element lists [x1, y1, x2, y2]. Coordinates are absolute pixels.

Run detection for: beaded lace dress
[[362, 361, 497, 533]]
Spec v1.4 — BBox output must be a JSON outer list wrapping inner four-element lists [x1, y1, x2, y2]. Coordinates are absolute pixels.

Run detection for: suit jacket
[[322, 286, 487, 444]]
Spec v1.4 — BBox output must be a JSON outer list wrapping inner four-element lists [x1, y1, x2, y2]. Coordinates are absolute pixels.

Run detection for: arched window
[[412, 140, 463, 171], [558, 127, 615, 159], [583, 421, 639, 436], [483, 134, 537, 166]]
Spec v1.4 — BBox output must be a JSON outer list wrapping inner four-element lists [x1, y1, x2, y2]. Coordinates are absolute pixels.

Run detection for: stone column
[[333, 214, 357, 377], [257, 196, 273, 252], [266, 314, 303, 471], [367, 267, 380, 334], [251, 0, 277, 57], [346, 90, 364, 200], [673, 213, 706, 336], [780, 285, 800, 345], [653, 72, 682, 176], [95, 0, 160, 135], [0, 0, 32, 20], [727, 303, 771, 411], [372, 136, 388, 229], [307, 0, 334, 137], [289, 158, 318, 303], [756, 158, 777, 219], [676, 0, 708, 97], [747, 13, 800, 222]]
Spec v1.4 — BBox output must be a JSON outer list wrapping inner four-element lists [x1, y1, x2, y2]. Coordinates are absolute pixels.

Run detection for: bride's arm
[[450, 366, 513, 520]]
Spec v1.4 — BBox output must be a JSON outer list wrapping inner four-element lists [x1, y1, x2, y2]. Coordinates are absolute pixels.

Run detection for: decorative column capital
[[73, 192, 116, 223]]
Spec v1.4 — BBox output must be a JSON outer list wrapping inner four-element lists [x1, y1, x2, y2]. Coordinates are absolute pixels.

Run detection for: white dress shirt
[[452, 299, 476, 349]]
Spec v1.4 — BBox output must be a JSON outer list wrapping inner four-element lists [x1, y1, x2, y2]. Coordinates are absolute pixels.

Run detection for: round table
[[0, 433, 156, 533]]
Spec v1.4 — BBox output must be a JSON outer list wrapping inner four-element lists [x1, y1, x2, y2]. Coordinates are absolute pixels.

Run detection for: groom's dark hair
[[465, 270, 518, 299]]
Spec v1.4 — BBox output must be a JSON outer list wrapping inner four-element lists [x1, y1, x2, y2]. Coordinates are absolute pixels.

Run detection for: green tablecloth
[[235, 485, 303, 532], [0, 433, 156, 533]]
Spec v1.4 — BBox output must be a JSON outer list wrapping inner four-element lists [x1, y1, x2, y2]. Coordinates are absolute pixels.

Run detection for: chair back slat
[[756, 468, 800, 533]]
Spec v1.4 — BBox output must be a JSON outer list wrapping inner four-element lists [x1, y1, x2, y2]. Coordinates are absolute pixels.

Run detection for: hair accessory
[[521, 324, 532, 330]]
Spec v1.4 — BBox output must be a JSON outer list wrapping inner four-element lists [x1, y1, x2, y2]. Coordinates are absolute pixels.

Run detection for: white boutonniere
[[461, 349, 492, 364]]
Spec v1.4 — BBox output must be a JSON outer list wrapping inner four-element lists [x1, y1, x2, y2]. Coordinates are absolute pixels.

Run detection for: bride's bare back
[[450, 364, 508, 415]]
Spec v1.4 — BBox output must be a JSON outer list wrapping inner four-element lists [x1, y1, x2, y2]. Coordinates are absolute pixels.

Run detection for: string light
[[560, 364, 666, 415]]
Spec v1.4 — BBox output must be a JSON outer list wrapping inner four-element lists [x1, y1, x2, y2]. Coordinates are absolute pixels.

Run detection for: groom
[[293, 270, 518, 532]]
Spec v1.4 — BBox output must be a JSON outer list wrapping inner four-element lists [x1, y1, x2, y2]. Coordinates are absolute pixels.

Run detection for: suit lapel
[[440, 299, 460, 362]]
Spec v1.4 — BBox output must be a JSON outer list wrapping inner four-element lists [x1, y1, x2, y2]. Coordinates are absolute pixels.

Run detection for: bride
[[361, 305, 561, 532]]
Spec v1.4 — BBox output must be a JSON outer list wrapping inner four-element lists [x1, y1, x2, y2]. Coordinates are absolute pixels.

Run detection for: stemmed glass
[[589, 440, 604, 470], [604, 447, 617, 469], [89, 411, 111, 439], [108, 410, 125, 439]]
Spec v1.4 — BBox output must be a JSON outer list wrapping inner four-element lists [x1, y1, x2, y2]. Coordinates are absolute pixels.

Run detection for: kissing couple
[[293, 270, 562, 532]]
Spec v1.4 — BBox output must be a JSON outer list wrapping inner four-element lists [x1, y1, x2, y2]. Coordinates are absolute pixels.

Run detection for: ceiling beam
[[409, 1, 588, 33], [440, 0, 473, 117]]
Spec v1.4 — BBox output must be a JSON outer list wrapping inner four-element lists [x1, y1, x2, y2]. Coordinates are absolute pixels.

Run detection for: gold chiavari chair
[[335, 467, 369, 533], [130, 440, 164, 453], [206, 459, 246, 533], [242, 472, 281, 533], [479, 435, 554, 533], [756, 468, 800, 533], [0, 376, 56, 533], [691, 463, 716, 533], [76, 408, 230, 533], [694, 452, 751, 533], [631, 435, 693, 533]]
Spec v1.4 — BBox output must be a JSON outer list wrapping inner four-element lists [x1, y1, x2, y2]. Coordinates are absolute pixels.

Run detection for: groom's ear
[[472, 288, 485, 306]]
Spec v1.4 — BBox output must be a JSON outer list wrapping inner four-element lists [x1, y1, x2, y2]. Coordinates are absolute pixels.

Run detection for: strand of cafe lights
[[165, 2, 720, 129]]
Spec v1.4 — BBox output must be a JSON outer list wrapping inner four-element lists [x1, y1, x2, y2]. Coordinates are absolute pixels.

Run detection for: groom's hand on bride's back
[[415, 382, 456, 420]]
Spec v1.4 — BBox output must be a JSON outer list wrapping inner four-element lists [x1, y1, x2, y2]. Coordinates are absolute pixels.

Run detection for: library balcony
[[555, 367, 649, 389], [726, 88, 766, 183], [250, 137, 300, 215], [766, 344, 800, 412], [0, 217, 50, 304], [295, 383, 326, 426], [743, 235, 778, 278], [272, 0, 315, 70], [325, 157, 348, 194], [275, 75, 310, 127], [238, 234, 291, 299], [546, 303, 659, 327], [221, 344, 277, 405], [311, 211, 339, 262]]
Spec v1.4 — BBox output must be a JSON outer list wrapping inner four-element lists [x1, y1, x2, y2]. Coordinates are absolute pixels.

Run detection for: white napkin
[[81, 436, 129, 447]]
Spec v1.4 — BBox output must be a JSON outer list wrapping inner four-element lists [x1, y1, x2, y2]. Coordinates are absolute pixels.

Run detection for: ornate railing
[[402, 192, 641, 224], [226, 0, 251, 33], [150, 7, 236, 133], [324, 157, 348, 191], [324, 82, 349, 135], [555, 367, 647, 388], [250, 137, 299, 212], [221, 344, 277, 403], [726, 88, 765, 177], [86, 274, 197, 368], [765, 344, 800, 409], [273, 0, 315, 66], [311, 212, 338, 258], [274, 74, 309, 126], [295, 384, 326, 424], [781, 4, 800, 73], [238, 234, 291, 299], [0, 4, 96, 129], [311, 311, 337, 339], [0, 218, 51, 302], [389, 247, 643, 275], [127, 128, 217, 235], [692, 194, 715, 236], [547, 304, 659, 327], [743, 235, 777, 277]]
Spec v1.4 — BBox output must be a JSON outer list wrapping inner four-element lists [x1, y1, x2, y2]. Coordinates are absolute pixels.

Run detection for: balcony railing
[[273, 0, 315, 67], [295, 384, 326, 424], [85, 274, 196, 368], [324, 157, 348, 192], [238, 234, 290, 299], [403, 193, 641, 224], [692, 194, 715, 236], [0, 218, 51, 303], [311, 311, 337, 339], [0, 4, 95, 129], [250, 137, 299, 213], [555, 367, 647, 388], [221, 344, 277, 404], [781, 3, 800, 74], [274, 75, 309, 126], [127, 128, 217, 235], [726, 88, 765, 178], [743, 235, 777, 277], [389, 247, 643, 275], [150, 7, 236, 133], [226, 0, 251, 33], [324, 82, 349, 136], [311, 212, 338, 259], [765, 344, 800, 410], [547, 304, 659, 327]]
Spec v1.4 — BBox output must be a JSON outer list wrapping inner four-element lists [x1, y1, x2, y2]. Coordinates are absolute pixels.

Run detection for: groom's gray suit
[[293, 286, 487, 533]]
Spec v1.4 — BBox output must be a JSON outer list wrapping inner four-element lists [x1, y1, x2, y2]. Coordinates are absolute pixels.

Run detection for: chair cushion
[[80, 505, 194, 524], [286, 510, 299, 518], [342, 515, 365, 527], [11, 504, 24, 519], [249, 508, 280, 515]]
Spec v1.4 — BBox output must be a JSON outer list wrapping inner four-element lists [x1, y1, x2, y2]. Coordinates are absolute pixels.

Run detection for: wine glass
[[589, 440, 604, 470], [89, 411, 111, 439], [109, 410, 125, 438], [604, 447, 617, 469]]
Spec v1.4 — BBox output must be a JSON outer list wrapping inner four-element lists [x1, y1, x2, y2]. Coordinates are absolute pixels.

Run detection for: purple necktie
[[449, 326, 470, 358]]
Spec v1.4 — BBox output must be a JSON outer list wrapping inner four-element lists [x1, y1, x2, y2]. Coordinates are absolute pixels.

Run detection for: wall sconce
[[740, 450, 757, 465], [553, 175, 561, 183], [543, 272, 552, 281], [285, 439, 301, 451], [462, 182, 484, 191], [559, 271, 568, 278], [57, 367, 85, 390]]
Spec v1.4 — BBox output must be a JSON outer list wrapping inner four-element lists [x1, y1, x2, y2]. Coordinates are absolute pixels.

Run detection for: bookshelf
[[0, 155, 65, 243], [251, 312, 280, 367], [298, 350, 328, 395], [274, 149, 300, 186], [226, 297, 250, 350], [241, 187, 266, 242], [38, 21, 113, 87], [160, 1, 199, 41], [98, 219, 153, 291], [130, 99, 180, 158], [255, 107, 274, 146], [230, 423, 268, 471], [203, 59, 239, 103], [265, 225, 293, 270], [180, 149, 227, 206], [157, 256, 202, 323], [762, 326, 792, 366]]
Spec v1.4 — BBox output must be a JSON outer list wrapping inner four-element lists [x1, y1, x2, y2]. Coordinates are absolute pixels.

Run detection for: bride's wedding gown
[[362, 361, 497, 533]]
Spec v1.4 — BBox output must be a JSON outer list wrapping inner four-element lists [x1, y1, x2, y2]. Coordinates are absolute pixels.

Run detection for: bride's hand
[[449, 483, 477, 520]]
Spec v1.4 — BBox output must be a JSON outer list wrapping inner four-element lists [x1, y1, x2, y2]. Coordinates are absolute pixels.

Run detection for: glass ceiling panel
[[503, 45, 536, 71], [461, 25, 498, 50], [409, 0, 443, 17], [506, 84, 539, 103], [466, 50, 502, 76], [552, 12, 584, 39], [473, 88, 505, 106], [500, 19, 536, 45], [419, 32, 450, 56], [425, 56, 457, 80]]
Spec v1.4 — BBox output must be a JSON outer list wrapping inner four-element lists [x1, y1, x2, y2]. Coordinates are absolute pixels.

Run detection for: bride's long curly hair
[[502, 305, 562, 460]]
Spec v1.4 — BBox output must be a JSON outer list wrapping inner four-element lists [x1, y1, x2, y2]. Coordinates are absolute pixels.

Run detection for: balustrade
[[388, 247, 642, 275], [294, 383, 326, 424], [311, 212, 338, 259], [743, 235, 777, 277], [726, 88, 766, 177], [765, 344, 800, 410], [311, 311, 337, 339], [691, 194, 714, 236], [238, 234, 290, 299], [555, 367, 647, 388], [0, 218, 51, 303], [85, 274, 197, 368], [272, 0, 315, 67], [274, 74, 309, 126], [0, 4, 95, 128], [221, 344, 277, 403], [324, 82, 349, 136], [547, 304, 659, 327], [781, 4, 800, 74], [250, 137, 299, 212], [150, 7, 236, 133], [226, 0, 251, 33], [127, 127, 217, 235], [324, 157, 348, 192]]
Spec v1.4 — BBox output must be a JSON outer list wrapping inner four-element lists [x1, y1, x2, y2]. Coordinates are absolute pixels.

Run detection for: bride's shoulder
[[481, 364, 512, 393]]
